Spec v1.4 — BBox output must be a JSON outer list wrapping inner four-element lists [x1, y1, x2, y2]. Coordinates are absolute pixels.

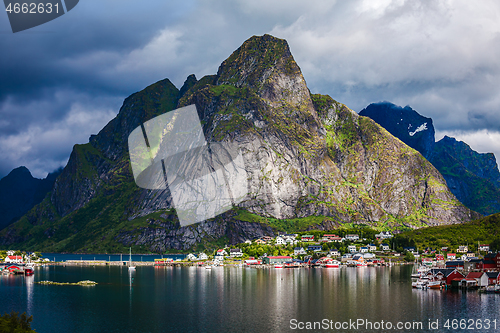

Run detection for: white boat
[[427, 280, 442, 289], [274, 264, 283, 268], [205, 265, 212, 269], [412, 279, 428, 289], [128, 248, 135, 271], [324, 260, 340, 268]]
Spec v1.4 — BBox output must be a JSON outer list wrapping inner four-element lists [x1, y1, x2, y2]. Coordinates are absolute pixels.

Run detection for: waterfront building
[[198, 253, 208, 260], [426, 268, 465, 286], [484, 252, 500, 269], [486, 272, 500, 285], [186, 254, 197, 261], [262, 256, 292, 265], [4, 256, 23, 264], [445, 260, 464, 269], [466, 272, 489, 287]]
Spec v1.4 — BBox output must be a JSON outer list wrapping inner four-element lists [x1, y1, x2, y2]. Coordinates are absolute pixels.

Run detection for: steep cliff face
[[360, 102, 500, 216], [429, 136, 500, 215], [0, 35, 478, 252]]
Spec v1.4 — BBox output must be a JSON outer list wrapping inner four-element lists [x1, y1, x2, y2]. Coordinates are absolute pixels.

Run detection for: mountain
[[359, 102, 435, 159], [0, 166, 61, 231], [0, 35, 478, 253], [360, 102, 500, 215]]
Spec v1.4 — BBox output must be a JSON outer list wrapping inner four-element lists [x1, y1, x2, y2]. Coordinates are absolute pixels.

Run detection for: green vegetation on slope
[[393, 213, 500, 252]]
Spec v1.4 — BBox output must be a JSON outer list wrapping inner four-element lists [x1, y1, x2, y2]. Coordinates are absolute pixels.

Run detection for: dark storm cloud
[[1, 0, 500, 178]]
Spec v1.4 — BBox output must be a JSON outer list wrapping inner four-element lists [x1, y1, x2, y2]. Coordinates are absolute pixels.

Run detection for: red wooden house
[[486, 272, 500, 285]]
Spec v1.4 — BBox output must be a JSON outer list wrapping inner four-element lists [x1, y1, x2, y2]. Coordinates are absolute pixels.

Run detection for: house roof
[[294, 247, 304, 250], [381, 243, 389, 246], [467, 272, 486, 279], [6, 256, 22, 260], [230, 249, 241, 252], [266, 256, 292, 259], [486, 272, 500, 278], [429, 268, 463, 277], [302, 235, 314, 237]]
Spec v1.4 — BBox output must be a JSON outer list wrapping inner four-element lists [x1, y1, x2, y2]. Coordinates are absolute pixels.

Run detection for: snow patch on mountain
[[409, 123, 427, 137]]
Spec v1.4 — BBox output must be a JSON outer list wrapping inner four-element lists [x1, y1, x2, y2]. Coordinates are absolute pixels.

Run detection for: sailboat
[[128, 248, 136, 271]]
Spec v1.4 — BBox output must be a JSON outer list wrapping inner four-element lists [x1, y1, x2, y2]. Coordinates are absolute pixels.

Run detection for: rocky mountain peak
[[216, 34, 310, 108], [359, 102, 435, 159]]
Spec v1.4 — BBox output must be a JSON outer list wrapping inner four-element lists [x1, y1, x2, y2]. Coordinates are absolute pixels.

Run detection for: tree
[[404, 251, 415, 262], [0, 311, 36, 332]]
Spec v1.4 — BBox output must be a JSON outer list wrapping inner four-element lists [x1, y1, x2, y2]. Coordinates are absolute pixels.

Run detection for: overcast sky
[[1, 0, 500, 179]]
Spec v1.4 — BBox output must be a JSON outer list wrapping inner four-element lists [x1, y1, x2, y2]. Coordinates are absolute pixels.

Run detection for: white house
[[275, 236, 286, 246], [345, 234, 359, 241], [198, 253, 208, 260], [348, 245, 357, 253], [380, 243, 390, 251], [479, 244, 490, 252], [216, 249, 227, 256], [4, 255, 23, 263], [186, 253, 197, 261], [329, 249, 340, 257], [368, 244, 377, 252], [294, 247, 307, 256], [244, 240, 252, 245], [360, 247, 369, 253], [230, 249, 243, 257], [457, 245, 468, 253], [375, 231, 393, 239]]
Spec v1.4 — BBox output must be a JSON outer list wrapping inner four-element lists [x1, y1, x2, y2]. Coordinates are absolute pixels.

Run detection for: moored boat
[[324, 260, 340, 268]]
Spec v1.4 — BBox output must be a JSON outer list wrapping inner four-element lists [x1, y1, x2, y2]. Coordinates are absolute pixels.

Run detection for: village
[[2, 232, 500, 292], [154, 232, 500, 292]]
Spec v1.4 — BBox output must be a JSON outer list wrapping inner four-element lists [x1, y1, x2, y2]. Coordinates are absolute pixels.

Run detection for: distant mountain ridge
[[0, 35, 478, 253], [360, 102, 500, 215], [0, 166, 61, 230]]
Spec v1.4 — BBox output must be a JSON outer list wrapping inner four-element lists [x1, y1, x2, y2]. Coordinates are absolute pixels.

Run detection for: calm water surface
[[1, 263, 499, 333]]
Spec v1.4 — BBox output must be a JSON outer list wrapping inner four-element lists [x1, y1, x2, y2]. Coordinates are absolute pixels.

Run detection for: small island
[[35, 280, 97, 286]]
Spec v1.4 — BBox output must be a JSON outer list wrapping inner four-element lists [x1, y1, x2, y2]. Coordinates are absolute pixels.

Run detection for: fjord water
[[1, 264, 499, 333]]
